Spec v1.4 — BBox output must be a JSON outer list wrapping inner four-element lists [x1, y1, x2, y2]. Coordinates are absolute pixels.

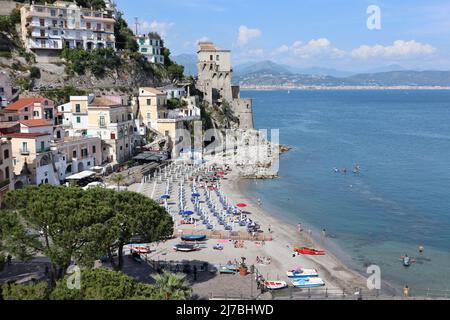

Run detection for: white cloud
[[140, 20, 175, 38], [351, 40, 436, 59], [237, 25, 262, 46], [196, 36, 210, 44], [273, 38, 345, 59]]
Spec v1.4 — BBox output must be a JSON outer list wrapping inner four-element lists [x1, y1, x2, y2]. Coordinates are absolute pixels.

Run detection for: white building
[[20, 1, 116, 61], [136, 34, 164, 64]]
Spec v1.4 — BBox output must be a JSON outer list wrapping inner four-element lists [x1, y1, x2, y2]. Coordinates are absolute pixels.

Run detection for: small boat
[[131, 246, 151, 254], [292, 277, 325, 289], [264, 281, 288, 290], [294, 247, 326, 256], [181, 235, 207, 242], [213, 244, 224, 250], [400, 255, 416, 267], [286, 268, 319, 278], [219, 264, 239, 274], [173, 244, 198, 252]]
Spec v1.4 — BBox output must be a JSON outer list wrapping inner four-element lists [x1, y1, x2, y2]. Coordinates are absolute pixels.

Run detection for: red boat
[[294, 247, 326, 256]]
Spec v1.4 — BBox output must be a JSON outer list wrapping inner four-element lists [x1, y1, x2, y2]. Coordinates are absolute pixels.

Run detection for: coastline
[[225, 169, 398, 296]]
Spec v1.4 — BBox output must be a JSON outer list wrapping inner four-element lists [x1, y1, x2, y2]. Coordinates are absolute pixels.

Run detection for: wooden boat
[[286, 268, 319, 278], [291, 277, 325, 289], [263, 281, 288, 290], [181, 235, 207, 242], [173, 244, 198, 252], [294, 247, 326, 256]]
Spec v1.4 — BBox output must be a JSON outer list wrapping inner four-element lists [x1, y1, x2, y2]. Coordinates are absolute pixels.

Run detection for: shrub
[[30, 66, 41, 79]]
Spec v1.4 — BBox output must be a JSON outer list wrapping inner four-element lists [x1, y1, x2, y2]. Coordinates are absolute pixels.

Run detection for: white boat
[[286, 268, 319, 278], [263, 281, 288, 290], [291, 277, 325, 289]]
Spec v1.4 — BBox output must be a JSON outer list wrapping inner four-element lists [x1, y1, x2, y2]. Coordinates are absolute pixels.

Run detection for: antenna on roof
[[134, 17, 140, 35]]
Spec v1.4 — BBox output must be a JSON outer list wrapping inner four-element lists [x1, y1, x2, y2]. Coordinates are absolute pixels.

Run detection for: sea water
[[240, 89, 450, 296]]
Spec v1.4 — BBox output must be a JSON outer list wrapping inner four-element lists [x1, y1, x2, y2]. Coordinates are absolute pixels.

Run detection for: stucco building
[[0, 137, 14, 205], [20, 1, 116, 62], [136, 33, 164, 64]]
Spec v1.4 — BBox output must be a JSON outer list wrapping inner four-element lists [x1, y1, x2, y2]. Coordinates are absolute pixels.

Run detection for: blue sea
[[240, 89, 450, 296]]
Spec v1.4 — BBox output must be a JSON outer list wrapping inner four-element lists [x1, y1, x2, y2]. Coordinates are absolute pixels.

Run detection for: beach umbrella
[[192, 193, 201, 198], [217, 172, 225, 175], [183, 211, 194, 216], [236, 203, 247, 208], [161, 195, 171, 200]]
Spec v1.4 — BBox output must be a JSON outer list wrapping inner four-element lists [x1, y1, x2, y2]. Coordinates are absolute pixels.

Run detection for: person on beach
[[419, 245, 424, 254], [403, 285, 410, 297], [297, 223, 303, 232], [322, 229, 327, 240]]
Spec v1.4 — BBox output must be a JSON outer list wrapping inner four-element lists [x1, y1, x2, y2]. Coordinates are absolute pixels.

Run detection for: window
[[147, 99, 151, 105], [61, 106, 64, 112], [86, 22, 91, 29], [39, 19, 45, 26], [92, 145, 96, 154], [216, 55, 220, 61], [52, 20, 57, 26], [34, 111, 39, 117], [75, 104, 81, 113], [40, 141, 45, 152], [5, 167, 9, 179], [22, 142, 28, 152], [24, 116, 29, 120], [73, 150, 77, 158], [4, 149, 9, 159], [210, 55, 213, 61], [141, 48, 148, 53], [40, 29, 46, 37], [50, 9, 56, 16], [52, 30, 58, 36], [146, 112, 151, 119], [76, 117, 81, 123], [99, 115, 106, 127], [24, 107, 28, 112]]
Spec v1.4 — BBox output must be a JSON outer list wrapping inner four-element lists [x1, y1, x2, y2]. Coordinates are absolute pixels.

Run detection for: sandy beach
[[127, 160, 386, 299]]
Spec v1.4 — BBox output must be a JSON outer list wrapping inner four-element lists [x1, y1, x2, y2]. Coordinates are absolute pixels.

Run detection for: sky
[[116, 0, 450, 71]]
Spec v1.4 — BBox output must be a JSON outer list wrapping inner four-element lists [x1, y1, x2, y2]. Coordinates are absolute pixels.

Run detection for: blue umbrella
[[161, 195, 171, 199], [192, 193, 201, 198], [183, 211, 194, 216]]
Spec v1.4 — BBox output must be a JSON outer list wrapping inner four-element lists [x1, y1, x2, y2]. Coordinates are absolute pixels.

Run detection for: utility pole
[[134, 17, 140, 35]]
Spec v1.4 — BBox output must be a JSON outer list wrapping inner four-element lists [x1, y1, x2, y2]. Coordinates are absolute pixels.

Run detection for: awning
[[66, 170, 96, 180]]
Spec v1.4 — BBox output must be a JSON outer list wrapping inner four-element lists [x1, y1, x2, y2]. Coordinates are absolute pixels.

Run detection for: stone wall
[[232, 98, 254, 130], [0, 1, 18, 16]]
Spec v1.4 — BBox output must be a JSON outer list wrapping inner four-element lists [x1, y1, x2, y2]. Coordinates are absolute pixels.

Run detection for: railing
[[20, 149, 30, 155], [0, 179, 10, 190]]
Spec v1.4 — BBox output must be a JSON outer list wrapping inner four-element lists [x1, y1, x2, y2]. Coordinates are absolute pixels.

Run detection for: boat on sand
[[173, 244, 198, 252], [291, 277, 325, 289], [264, 281, 288, 290], [181, 235, 207, 242], [286, 268, 319, 278], [294, 247, 326, 256]]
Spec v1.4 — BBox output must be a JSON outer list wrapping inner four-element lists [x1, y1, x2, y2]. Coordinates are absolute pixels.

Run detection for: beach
[[128, 161, 379, 299]]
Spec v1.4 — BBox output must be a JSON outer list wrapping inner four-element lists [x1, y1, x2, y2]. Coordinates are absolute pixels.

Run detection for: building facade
[[136, 34, 164, 64], [0, 72, 13, 108], [20, 1, 116, 61], [59, 95, 136, 165], [0, 137, 14, 205]]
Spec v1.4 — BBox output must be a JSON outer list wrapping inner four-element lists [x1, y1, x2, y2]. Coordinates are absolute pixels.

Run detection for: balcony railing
[[0, 179, 10, 190], [20, 149, 30, 155]]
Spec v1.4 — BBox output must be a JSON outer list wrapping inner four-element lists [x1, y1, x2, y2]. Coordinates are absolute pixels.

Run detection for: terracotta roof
[[198, 42, 217, 51], [1, 132, 50, 139], [5, 98, 50, 111], [0, 122, 19, 129], [20, 119, 53, 127], [89, 97, 121, 107], [141, 87, 165, 95]]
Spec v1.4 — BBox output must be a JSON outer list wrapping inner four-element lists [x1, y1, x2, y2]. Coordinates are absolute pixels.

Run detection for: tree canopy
[[0, 185, 173, 283]]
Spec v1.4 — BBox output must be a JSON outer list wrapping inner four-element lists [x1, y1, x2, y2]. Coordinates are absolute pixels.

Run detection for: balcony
[[0, 179, 10, 190], [20, 149, 30, 155]]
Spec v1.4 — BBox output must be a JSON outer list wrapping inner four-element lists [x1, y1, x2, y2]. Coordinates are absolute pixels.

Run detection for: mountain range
[[172, 55, 450, 87]]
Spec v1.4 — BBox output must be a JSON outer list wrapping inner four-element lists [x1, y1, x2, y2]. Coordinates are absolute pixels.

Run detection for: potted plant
[[239, 257, 248, 277]]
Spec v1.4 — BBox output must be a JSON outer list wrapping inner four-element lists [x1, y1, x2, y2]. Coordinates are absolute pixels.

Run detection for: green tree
[[1, 282, 51, 300], [153, 272, 192, 300], [110, 173, 125, 192], [0, 186, 173, 283], [50, 268, 159, 300]]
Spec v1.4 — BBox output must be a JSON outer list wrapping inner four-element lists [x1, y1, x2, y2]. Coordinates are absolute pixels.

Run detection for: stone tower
[[196, 41, 254, 129]]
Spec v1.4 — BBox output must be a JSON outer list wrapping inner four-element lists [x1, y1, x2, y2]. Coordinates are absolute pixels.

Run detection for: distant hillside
[[234, 67, 450, 88], [345, 71, 450, 87], [172, 54, 197, 76], [234, 60, 291, 76]]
